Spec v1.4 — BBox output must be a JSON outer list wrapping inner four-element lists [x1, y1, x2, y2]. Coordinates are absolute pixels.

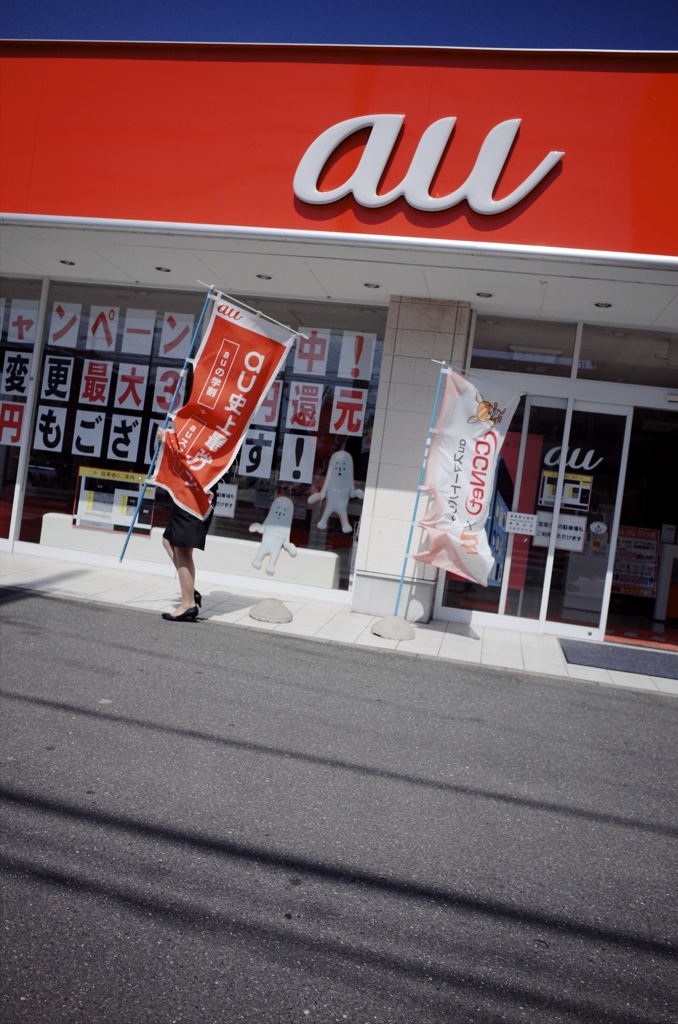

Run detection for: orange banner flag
[[151, 298, 295, 518]]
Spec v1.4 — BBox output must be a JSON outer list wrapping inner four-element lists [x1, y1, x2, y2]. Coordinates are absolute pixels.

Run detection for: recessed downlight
[[155, 266, 171, 273]]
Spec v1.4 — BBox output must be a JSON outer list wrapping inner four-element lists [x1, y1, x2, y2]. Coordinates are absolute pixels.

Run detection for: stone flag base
[[370, 615, 416, 641], [249, 599, 293, 624]]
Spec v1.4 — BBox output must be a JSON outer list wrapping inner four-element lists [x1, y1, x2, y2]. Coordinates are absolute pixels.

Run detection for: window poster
[[280, 433, 317, 484], [107, 414, 142, 463], [86, 306, 120, 352], [539, 471, 593, 511], [114, 363, 149, 410], [152, 366, 184, 414], [79, 359, 113, 406], [612, 526, 659, 597], [48, 302, 82, 347], [7, 300, 39, 346], [159, 311, 194, 359], [74, 467, 155, 533], [33, 405, 68, 453], [1, 297, 38, 450], [16, 286, 383, 587], [1, 350, 32, 398], [214, 481, 238, 518], [41, 355, 74, 402], [337, 331, 376, 380], [72, 410, 106, 458], [121, 309, 156, 356], [0, 401, 25, 446], [252, 380, 282, 428], [330, 386, 367, 436], [533, 512, 587, 552], [293, 328, 330, 376], [286, 380, 323, 431]]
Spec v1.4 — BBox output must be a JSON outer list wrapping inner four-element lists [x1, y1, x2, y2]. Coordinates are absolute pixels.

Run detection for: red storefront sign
[[1, 43, 676, 257]]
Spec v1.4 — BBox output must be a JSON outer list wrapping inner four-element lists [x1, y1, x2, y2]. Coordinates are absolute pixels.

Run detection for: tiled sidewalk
[[1, 548, 677, 697]]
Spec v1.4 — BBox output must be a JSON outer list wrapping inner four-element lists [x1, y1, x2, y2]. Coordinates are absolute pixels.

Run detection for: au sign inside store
[[294, 115, 565, 214]]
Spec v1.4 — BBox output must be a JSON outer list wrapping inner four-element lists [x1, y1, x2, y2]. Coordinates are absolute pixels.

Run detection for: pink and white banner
[[414, 369, 523, 586]]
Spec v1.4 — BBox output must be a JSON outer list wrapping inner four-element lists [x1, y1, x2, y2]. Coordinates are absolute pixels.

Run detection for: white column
[[351, 296, 471, 620]]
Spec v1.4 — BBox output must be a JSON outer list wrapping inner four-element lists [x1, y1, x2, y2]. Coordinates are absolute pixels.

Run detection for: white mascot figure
[[249, 496, 297, 575], [308, 450, 364, 533]]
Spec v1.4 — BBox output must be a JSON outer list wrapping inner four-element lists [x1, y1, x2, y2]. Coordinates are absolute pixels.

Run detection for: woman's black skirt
[[163, 503, 213, 550]]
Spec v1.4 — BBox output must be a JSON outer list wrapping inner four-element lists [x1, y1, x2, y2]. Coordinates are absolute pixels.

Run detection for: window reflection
[[471, 317, 576, 377], [579, 325, 678, 387]]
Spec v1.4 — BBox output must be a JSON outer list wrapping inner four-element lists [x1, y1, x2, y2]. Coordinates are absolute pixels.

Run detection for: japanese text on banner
[[414, 369, 523, 586], [151, 299, 295, 518]]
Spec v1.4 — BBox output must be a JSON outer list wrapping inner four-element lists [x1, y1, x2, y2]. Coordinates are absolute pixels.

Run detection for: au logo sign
[[294, 114, 564, 215]]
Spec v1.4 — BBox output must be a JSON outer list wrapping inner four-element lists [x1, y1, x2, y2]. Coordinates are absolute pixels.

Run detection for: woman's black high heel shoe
[[162, 605, 198, 622], [194, 590, 202, 608]]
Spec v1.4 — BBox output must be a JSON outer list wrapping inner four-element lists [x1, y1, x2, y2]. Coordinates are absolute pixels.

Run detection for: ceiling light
[[256, 274, 273, 280], [363, 282, 381, 289], [594, 301, 612, 308], [155, 266, 171, 273], [476, 292, 494, 298], [59, 259, 75, 266]]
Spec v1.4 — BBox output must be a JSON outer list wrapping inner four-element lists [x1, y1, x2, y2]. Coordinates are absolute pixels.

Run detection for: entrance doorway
[[435, 394, 677, 643], [605, 407, 678, 648]]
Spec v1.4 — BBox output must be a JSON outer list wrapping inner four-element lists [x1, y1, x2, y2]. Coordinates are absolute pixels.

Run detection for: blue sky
[[1, 0, 677, 50]]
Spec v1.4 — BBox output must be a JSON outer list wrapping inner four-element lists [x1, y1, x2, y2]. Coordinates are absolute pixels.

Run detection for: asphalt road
[[1, 587, 677, 1024]]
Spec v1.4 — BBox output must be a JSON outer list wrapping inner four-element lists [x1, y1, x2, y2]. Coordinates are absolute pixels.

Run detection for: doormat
[[559, 639, 678, 680]]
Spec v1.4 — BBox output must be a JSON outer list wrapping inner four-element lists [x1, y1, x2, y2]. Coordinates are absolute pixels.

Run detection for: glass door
[[437, 395, 632, 640], [537, 402, 631, 637]]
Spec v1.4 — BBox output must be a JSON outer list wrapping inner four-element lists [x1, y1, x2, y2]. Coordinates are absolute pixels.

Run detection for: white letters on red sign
[[294, 115, 564, 215]]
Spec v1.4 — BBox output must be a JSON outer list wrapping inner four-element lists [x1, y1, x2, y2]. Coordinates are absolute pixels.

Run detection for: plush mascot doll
[[308, 450, 364, 533], [249, 496, 297, 575]]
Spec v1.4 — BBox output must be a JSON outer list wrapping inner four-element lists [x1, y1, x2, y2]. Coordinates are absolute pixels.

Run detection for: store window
[[0, 279, 42, 538], [19, 282, 385, 589], [578, 325, 678, 388], [208, 296, 384, 589], [470, 316, 577, 377]]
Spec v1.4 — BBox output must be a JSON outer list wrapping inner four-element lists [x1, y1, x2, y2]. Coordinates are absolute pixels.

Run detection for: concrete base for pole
[[249, 599, 293, 624], [370, 615, 416, 641]]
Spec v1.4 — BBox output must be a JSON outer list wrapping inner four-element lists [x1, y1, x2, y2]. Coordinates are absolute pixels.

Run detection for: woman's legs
[[163, 540, 197, 615]]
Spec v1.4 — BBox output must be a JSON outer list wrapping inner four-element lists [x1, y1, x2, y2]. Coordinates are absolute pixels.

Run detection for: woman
[[157, 426, 213, 622]]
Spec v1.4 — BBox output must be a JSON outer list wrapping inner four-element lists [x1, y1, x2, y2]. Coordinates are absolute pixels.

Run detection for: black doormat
[[559, 639, 678, 680]]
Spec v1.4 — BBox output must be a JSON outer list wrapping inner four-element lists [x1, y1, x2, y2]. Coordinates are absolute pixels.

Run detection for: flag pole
[[393, 360, 448, 618], [118, 288, 215, 563]]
